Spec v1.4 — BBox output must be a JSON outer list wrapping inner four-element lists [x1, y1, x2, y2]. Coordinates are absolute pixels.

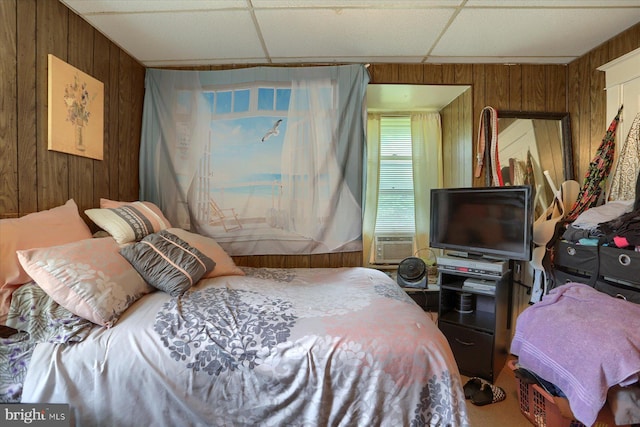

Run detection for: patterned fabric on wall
[[609, 111, 640, 202], [566, 106, 623, 221], [139, 65, 369, 256]]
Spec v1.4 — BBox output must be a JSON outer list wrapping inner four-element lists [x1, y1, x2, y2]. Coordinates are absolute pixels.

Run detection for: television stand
[[436, 257, 513, 383]]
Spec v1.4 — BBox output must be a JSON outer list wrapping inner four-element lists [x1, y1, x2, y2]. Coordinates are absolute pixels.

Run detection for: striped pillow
[[119, 230, 215, 296], [85, 201, 171, 244]]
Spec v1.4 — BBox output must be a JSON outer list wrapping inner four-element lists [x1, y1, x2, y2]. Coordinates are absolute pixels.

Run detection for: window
[[258, 87, 292, 111], [375, 116, 415, 235]]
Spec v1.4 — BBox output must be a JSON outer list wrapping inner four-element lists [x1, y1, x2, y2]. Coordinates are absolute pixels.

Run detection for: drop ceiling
[[59, 0, 640, 67]]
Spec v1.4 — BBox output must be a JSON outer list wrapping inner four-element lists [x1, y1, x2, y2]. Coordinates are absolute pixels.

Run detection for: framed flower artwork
[[48, 54, 104, 160]]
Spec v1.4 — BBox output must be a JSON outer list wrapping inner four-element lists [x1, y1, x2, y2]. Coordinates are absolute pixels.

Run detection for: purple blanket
[[510, 283, 640, 426]]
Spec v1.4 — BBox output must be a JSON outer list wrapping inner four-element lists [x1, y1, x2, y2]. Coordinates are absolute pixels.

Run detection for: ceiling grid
[[59, 0, 640, 67]]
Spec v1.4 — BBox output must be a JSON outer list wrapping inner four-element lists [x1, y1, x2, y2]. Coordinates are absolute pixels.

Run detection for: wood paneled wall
[[0, 0, 145, 223], [568, 23, 640, 181], [2, 0, 638, 269], [367, 63, 568, 186], [441, 88, 473, 188]]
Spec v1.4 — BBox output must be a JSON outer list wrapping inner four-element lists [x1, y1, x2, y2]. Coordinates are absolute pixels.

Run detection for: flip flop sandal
[[463, 377, 484, 400], [470, 383, 506, 406]]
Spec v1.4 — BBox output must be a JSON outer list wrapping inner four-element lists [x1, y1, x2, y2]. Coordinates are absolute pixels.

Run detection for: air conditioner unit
[[374, 234, 415, 264]]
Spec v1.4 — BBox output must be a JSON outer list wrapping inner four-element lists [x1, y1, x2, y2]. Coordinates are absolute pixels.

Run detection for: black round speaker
[[397, 257, 427, 288]]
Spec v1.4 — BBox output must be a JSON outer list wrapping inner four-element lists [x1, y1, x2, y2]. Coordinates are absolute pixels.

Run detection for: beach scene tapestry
[[140, 65, 368, 255]]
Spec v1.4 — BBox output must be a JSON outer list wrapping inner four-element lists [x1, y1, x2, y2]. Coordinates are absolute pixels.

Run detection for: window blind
[[375, 116, 415, 235]]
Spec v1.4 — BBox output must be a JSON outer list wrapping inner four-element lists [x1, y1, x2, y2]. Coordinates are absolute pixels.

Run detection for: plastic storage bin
[[508, 360, 627, 427]]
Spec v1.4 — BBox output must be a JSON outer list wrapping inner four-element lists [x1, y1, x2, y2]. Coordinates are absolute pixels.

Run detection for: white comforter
[[21, 267, 468, 426]]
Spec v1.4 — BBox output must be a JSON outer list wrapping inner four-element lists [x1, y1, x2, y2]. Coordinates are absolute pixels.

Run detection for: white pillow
[[85, 201, 171, 244]]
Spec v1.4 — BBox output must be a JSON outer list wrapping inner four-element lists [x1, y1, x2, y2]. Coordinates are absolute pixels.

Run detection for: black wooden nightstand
[[437, 268, 511, 383], [402, 285, 440, 312]]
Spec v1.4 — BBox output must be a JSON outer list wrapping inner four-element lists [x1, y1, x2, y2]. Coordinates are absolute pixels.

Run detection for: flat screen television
[[429, 186, 533, 261]]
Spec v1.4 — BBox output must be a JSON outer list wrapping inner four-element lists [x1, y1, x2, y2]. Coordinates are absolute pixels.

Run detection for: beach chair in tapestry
[[209, 199, 242, 232]]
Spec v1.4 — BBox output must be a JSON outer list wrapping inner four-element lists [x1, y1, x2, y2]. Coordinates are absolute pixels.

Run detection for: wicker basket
[[508, 360, 627, 427]]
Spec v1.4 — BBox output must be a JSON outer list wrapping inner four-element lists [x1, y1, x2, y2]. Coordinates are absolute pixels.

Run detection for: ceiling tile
[[466, 0, 640, 6], [432, 8, 640, 59], [256, 7, 455, 60], [269, 56, 425, 64], [62, 0, 245, 13], [424, 56, 578, 64], [252, 0, 462, 7], [85, 10, 266, 64]]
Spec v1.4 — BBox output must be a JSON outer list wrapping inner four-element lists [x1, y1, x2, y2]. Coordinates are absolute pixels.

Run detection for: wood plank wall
[[569, 23, 640, 181], [2, 0, 638, 269], [0, 0, 145, 224], [441, 88, 473, 188], [367, 63, 569, 186]]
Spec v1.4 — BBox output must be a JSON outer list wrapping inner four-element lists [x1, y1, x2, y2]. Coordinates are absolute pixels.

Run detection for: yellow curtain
[[362, 114, 381, 266], [411, 112, 443, 255]]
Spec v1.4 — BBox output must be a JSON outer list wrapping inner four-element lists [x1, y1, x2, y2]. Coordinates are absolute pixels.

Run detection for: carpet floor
[[463, 359, 533, 426]]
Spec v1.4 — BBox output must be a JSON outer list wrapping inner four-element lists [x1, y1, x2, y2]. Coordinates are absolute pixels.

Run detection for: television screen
[[429, 186, 533, 261]]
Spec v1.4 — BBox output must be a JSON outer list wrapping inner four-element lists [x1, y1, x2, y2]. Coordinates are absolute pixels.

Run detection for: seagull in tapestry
[[261, 119, 283, 142]]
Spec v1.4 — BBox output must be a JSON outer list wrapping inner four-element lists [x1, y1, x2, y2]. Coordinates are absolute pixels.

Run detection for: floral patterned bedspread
[[0, 283, 93, 403], [20, 267, 469, 426], [0, 332, 34, 403]]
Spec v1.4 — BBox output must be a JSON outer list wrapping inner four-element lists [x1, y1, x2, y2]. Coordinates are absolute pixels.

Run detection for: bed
[[0, 199, 469, 427]]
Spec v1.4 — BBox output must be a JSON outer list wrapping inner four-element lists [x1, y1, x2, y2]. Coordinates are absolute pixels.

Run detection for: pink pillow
[[17, 237, 153, 327], [167, 228, 245, 278], [100, 198, 171, 225], [100, 198, 130, 208], [100, 198, 169, 219], [85, 199, 172, 244], [0, 199, 93, 323]]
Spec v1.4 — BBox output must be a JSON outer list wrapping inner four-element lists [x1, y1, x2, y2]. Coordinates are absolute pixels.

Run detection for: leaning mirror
[[494, 111, 574, 218]]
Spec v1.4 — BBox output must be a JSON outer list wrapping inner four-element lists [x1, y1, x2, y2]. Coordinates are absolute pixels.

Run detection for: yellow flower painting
[[48, 54, 104, 160]]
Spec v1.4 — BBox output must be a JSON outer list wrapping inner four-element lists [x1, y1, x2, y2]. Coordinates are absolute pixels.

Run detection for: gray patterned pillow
[[120, 230, 216, 296]]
